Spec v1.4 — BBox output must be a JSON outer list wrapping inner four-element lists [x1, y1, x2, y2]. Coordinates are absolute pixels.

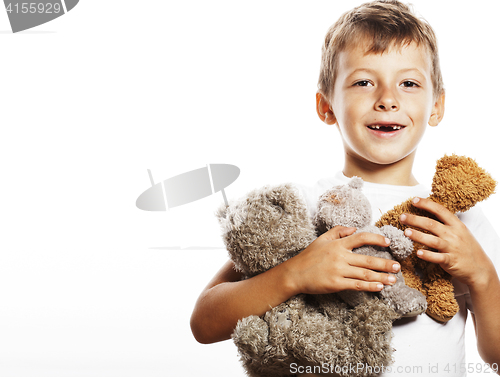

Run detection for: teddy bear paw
[[232, 315, 270, 360], [385, 285, 427, 317], [379, 272, 427, 317], [380, 225, 414, 260]]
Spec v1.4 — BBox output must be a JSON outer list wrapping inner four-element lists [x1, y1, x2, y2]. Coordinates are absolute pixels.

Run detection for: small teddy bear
[[375, 155, 496, 322], [217, 181, 421, 377], [314, 177, 428, 317]]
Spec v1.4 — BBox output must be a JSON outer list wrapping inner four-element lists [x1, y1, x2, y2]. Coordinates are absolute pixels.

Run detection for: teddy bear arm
[[379, 225, 413, 261], [233, 298, 303, 369]]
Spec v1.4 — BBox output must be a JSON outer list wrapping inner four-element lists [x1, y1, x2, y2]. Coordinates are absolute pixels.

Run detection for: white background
[[1, 1, 499, 376]]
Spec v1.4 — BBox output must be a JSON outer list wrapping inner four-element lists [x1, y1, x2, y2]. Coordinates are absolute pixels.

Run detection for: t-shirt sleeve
[[458, 204, 500, 313]]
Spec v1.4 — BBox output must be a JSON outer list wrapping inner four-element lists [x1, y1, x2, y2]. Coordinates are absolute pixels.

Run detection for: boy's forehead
[[338, 41, 432, 73]]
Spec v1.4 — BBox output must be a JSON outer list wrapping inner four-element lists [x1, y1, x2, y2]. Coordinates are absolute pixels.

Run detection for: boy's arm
[[400, 198, 500, 369], [190, 226, 401, 344], [469, 271, 500, 371], [190, 258, 296, 344]]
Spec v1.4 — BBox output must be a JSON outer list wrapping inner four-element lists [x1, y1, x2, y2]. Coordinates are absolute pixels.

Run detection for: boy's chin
[[357, 152, 415, 168]]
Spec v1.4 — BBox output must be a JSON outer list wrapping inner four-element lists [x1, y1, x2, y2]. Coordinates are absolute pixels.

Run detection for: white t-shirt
[[295, 172, 500, 377]]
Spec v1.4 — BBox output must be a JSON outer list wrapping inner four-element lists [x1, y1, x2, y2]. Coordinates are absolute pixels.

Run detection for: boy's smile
[[317, 41, 445, 184], [366, 121, 405, 137]]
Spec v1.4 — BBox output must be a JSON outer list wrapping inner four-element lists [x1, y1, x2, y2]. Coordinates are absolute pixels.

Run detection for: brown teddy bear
[[375, 155, 496, 322]]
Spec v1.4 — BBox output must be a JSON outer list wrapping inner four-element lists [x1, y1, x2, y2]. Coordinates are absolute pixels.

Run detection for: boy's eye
[[401, 81, 419, 88], [354, 80, 373, 87]]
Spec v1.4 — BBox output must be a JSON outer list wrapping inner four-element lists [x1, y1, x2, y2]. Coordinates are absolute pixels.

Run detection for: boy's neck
[[342, 153, 419, 186]]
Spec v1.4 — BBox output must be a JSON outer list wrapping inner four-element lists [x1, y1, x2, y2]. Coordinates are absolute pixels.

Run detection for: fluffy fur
[[217, 182, 421, 376], [375, 155, 497, 322], [313, 178, 427, 317], [217, 183, 316, 278]]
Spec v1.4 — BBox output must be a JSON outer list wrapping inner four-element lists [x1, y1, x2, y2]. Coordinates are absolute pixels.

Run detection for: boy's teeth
[[369, 125, 402, 130]]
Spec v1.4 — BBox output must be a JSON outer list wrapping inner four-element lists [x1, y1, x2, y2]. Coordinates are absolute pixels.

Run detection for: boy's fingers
[[347, 265, 398, 286], [349, 252, 401, 274], [409, 197, 457, 225], [321, 226, 357, 240], [403, 227, 445, 250], [342, 279, 384, 292], [416, 249, 450, 265], [400, 212, 445, 236], [342, 232, 391, 250]]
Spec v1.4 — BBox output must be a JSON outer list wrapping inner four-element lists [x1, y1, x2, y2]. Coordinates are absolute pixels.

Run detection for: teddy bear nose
[[325, 195, 341, 204]]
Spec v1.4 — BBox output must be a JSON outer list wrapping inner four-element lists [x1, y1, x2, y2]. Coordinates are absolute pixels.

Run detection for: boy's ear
[[428, 92, 445, 127], [316, 92, 337, 125]]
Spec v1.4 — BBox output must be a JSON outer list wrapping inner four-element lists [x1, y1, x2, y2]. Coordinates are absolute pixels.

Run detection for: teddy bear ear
[[267, 184, 304, 214], [215, 203, 229, 223], [348, 176, 364, 190]]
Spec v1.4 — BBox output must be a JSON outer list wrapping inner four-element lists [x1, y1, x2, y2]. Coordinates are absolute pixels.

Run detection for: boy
[[191, 1, 500, 375]]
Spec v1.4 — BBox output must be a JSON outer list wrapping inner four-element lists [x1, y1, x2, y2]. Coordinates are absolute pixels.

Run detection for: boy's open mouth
[[367, 124, 406, 132]]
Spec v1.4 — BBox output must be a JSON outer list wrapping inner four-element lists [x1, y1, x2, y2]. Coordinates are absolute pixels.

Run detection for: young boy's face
[[319, 41, 444, 169]]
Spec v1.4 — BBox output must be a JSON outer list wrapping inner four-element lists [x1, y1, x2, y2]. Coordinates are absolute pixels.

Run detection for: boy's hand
[[401, 197, 500, 366], [285, 226, 401, 296], [399, 197, 494, 288]]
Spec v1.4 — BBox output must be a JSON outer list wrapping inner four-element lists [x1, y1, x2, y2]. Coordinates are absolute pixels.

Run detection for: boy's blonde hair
[[318, 0, 444, 100]]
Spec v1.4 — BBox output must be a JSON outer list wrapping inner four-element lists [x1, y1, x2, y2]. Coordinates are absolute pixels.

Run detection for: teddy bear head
[[430, 154, 496, 213], [313, 177, 371, 234], [216, 184, 316, 278]]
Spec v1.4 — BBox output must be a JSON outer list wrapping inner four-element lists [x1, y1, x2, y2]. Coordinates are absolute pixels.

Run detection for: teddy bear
[[216, 180, 424, 377], [375, 154, 497, 322], [313, 177, 428, 317]]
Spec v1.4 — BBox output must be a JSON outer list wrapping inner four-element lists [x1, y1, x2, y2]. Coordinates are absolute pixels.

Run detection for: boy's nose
[[378, 103, 398, 110], [375, 88, 399, 111]]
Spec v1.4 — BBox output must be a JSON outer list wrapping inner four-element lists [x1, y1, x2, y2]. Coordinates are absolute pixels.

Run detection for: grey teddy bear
[[216, 179, 426, 377], [314, 177, 428, 317]]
